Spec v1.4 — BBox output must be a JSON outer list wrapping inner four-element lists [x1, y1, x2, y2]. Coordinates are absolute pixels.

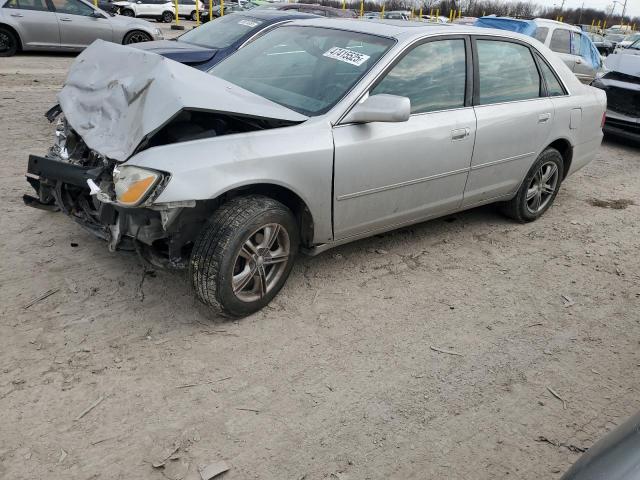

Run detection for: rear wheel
[[123, 30, 152, 44], [120, 8, 134, 16], [501, 148, 564, 222], [161, 10, 173, 22], [0, 27, 19, 57], [190, 195, 299, 317]]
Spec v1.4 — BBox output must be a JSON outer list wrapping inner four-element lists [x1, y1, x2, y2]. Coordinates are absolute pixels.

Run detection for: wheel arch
[[199, 183, 315, 247], [546, 138, 573, 179], [0, 23, 23, 51]]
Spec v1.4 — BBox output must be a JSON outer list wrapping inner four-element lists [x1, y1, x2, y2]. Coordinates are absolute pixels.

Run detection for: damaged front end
[[24, 106, 194, 268], [24, 40, 307, 268]]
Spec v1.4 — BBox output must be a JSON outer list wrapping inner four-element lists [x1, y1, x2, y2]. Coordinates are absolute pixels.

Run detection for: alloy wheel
[[125, 32, 151, 44], [232, 223, 290, 303], [525, 161, 559, 214]]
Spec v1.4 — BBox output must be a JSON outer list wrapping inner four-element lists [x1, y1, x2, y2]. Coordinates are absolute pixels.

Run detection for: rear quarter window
[[533, 27, 549, 43], [550, 29, 571, 54]]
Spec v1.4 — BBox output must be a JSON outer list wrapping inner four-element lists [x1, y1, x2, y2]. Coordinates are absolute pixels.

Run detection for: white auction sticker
[[323, 47, 370, 66], [238, 19, 259, 27]]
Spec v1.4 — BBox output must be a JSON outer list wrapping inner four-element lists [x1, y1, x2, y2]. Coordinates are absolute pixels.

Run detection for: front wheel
[[190, 10, 197, 20], [123, 30, 152, 44], [501, 148, 564, 222], [0, 27, 19, 57], [120, 8, 134, 16], [190, 195, 299, 317]]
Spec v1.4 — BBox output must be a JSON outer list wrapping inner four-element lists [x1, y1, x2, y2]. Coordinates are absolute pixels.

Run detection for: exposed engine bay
[[24, 105, 293, 269]]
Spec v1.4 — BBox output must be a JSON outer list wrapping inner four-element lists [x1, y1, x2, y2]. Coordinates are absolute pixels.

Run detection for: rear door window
[[550, 28, 571, 54], [476, 39, 541, 104]]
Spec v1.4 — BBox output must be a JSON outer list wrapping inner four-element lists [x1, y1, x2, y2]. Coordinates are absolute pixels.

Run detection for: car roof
[[238, 9, 318, 20], [283, 18, 537, 42], [533, 18, 581, 31]]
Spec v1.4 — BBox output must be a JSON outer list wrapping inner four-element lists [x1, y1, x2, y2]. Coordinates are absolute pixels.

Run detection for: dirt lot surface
[[1, 47, 639, 480]]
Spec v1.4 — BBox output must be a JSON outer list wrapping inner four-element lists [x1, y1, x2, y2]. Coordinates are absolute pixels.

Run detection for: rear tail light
[[601, 111, 606, 129]]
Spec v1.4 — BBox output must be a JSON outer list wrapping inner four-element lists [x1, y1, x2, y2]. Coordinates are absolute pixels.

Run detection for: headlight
[[113, 166, 161, 206]]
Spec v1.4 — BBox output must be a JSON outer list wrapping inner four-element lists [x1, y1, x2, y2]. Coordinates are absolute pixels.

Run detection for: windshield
[[623, 33, 640, 43], [209, 26, 395, 116], [178, 15, 264, 49], [629, 39, 640, 49]]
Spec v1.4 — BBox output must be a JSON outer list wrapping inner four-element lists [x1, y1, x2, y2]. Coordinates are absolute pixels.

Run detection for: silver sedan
[[0, 0, 162, 56], [25, 20, 606, 316]]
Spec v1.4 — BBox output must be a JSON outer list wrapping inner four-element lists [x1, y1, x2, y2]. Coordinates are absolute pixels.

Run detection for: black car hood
[[130, 39, 218, 64]]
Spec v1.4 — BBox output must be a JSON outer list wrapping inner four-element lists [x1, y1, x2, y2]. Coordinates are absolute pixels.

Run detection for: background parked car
[[204, 1, 244, 19], [532, 18, 602, 83], [0, 0, 161, 56], [256, 2, 356, 18], [592, 43, 640, 142], [475, 16, 602, 84], [97, 0, 119, 14], [131, 10, 316, 69], [613, 32, 640, 53], [604, 32, 625, 49], [113, 0, 204, 22], [587, 32, 613, 55]]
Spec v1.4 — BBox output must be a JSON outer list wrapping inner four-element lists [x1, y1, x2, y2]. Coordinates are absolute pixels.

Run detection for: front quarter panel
[[126, 119, 335, 243]]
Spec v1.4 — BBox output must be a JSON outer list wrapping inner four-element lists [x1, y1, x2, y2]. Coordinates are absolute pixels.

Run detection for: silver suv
[[25, 20, 606, 316]]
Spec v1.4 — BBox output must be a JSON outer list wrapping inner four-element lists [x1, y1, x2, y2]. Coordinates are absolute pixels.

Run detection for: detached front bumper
[[24, 154, 190, 268]]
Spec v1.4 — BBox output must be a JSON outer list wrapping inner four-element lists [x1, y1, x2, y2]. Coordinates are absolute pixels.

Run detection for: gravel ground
[[0, 49, 639, 480]]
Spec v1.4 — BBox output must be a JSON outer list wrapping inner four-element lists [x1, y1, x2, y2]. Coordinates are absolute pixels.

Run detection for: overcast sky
[[527, 0, 639, 18]]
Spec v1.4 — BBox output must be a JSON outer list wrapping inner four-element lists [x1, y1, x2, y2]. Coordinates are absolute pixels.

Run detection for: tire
[[161, 10, 173, 22], [190, 10, 197, 20], [123, 30, 152, 44], [120, 8, 134, 16], [190, 195, 299, 317], [0, 27, 19, 57], [501, 148, 564, 223]]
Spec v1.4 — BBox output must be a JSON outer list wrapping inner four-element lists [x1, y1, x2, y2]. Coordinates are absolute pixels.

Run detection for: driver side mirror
[[91, 10, 106, 17], [342, 94, 410, 124]]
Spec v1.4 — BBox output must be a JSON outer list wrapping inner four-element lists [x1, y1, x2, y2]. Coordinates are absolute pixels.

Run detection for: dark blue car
[[131, 10, 317, 70]]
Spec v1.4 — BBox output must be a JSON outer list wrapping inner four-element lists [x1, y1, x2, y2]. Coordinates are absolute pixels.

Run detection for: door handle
[[10, 12, 24, 16], [451, 127, 470, 141], [575, 57, 582, 64], [538, 113, 551, 124], [60, 17, 72, 21]]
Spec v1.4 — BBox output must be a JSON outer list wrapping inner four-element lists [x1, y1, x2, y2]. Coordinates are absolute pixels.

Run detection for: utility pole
[[578, 1, 584, 23], [620, 0, 628, 24]]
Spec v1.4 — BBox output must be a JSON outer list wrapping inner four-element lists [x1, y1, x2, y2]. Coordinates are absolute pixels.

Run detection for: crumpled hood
[[129, 39, 218, 64], [57, 40, 307, 162], [604, 52, 640, 78]]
